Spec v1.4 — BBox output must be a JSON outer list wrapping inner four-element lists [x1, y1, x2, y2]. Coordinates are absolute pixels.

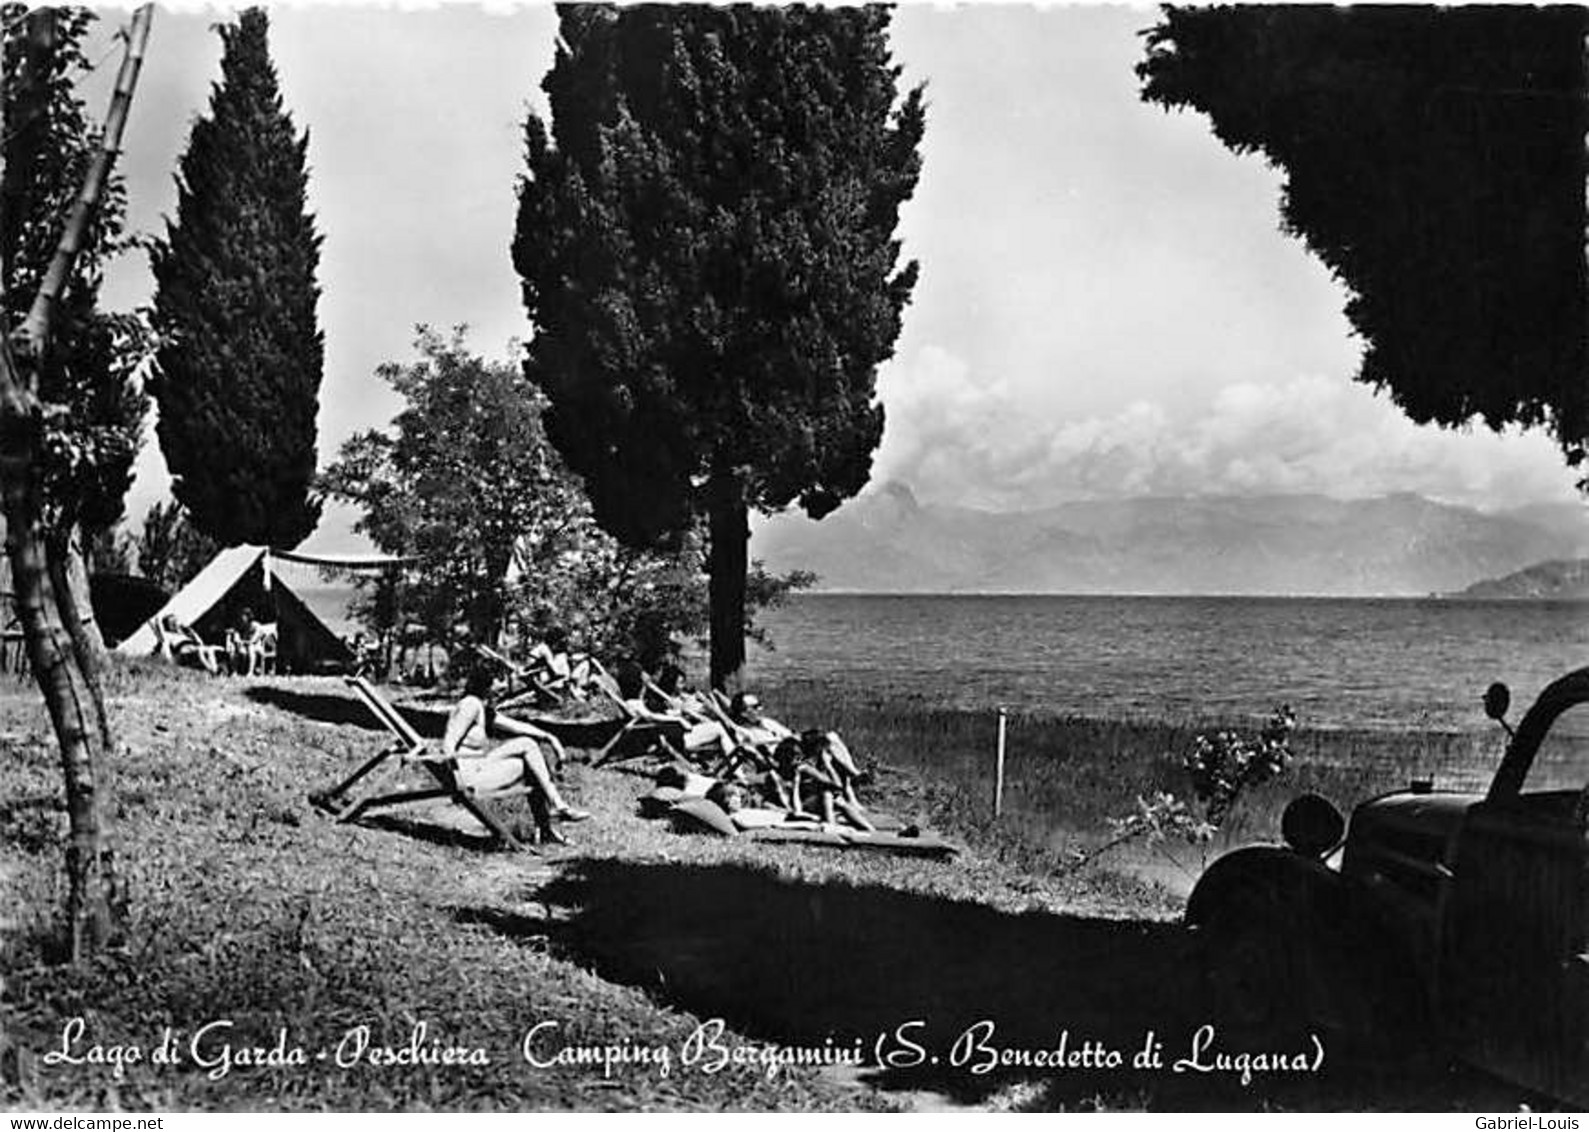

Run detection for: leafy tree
[[514, 4, 923, 687], [322, 329, 591, 650], [524, 518, 815, 673], [149, 6, 323, 548], [1139, 6, 1589, 479], [0, 4, 153, 960], [135, 498, 219, 591], [323, 331, 815, 673], [86, 524, 134, 576], [4, 6, 150, 646]]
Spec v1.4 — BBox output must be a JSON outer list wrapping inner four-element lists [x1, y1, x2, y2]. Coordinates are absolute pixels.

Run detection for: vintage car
[[1186, 666, 1589, 1105]]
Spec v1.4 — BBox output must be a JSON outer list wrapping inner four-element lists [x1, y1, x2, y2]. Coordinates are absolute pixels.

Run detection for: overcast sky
[[92, 3, 1582, 553]]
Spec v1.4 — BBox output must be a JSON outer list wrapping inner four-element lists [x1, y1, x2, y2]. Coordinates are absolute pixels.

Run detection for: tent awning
[[268, 548, 411, 570]]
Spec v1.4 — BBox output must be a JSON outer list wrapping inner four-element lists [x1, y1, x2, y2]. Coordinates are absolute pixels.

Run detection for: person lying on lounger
[[763, 736, 875, 831], [799, 728, 868, 813], [438, 665, 591, 844], [713, 690, 810, 778], [620, 664, 732, 761]]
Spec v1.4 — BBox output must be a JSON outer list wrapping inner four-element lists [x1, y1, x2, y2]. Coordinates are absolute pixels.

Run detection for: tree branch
[[14, 5, 152, 365]]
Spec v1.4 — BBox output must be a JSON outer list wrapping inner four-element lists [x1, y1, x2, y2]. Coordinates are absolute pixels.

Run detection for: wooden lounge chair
[[589, 669, 690, 768], [155, 617, 223, 674], [309, 675, 536, 850], [478, 644, 569, 711]]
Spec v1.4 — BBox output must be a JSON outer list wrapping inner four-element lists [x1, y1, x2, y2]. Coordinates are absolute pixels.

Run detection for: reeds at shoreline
[[757, 676, 1504, 882]]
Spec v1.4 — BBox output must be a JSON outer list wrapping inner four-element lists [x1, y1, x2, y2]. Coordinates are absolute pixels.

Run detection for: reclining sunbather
[[156, 615, 222, 675], [440, 665, 590, 844], [758, 737, 875, 831], [524, 628, 606, 698], [619, 664, 732, 761], [710, 689, 803, 777], [800, 728, 867, 812]]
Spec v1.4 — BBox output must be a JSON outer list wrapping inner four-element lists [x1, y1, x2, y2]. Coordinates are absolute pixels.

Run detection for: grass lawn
[[0, 663, 1548, 1111]]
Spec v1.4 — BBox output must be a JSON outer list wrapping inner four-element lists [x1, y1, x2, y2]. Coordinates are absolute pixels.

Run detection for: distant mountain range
[[1456, 559, 1589, 600], [751, 483, 1589, 597]]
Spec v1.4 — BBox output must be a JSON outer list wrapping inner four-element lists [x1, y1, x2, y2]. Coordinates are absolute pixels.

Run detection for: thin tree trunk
[[49, 524, 113, 751], [706, 467, 749, 692], [0, 416, 123, 956], [0, 5, 153, 961]]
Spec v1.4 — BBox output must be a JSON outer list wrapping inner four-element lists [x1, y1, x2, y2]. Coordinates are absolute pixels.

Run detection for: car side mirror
[[1483, 682, 1511, 727]]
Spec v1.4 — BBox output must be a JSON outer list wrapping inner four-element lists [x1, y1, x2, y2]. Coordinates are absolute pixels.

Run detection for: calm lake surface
[[745, 594, 1589, 733]]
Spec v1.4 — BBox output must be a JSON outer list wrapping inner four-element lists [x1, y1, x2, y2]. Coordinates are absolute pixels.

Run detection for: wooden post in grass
[[994, 708, 1008, 819]]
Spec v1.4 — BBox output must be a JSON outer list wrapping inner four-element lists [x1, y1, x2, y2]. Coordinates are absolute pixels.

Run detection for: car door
[[1442, 704, 1589, 1106]]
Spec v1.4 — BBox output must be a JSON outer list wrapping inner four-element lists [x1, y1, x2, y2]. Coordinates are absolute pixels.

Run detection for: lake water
[[299, 582, 1589, 734], [746, 594, 1589, 734]]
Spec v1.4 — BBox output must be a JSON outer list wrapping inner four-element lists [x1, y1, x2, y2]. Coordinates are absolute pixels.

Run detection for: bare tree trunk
[[706, 466, 749, 692], [49, 524, 113, 750], [0, 411, 124, 956]]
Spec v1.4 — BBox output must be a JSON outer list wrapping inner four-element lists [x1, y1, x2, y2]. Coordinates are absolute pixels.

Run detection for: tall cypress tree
[[514, 5, 923, 687], [150, 6, 323, 548]]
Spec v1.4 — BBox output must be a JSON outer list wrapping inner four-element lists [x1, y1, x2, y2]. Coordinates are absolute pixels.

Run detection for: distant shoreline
[[786, 589, 1589, 602]]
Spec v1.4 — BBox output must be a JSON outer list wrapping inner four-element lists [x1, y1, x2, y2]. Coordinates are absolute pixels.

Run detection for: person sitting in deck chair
[[524, 627, 605, 699], [440, 665, 591, 844], [619, 663, 732, 762], [714, 690, 798, 777], [156, 614, 222, 675], [226, 609, 276, 677]]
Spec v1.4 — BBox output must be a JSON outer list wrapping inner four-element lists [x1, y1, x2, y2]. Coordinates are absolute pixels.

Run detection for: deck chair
[[590, 669, 690, 768], [695, 691, 792, 777], [309, 676, 536, 850], [252, 622, 278, 675], [479, 645, 567, 711], [155, 618, 223, 674]]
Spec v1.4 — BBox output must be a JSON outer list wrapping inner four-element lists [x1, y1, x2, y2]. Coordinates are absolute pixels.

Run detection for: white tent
[[117, 546, 406, 672]]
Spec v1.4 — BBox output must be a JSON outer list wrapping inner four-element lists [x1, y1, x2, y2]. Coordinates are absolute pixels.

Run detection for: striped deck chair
[[309, 676, 537, 850], [478, 645, 564, 711], [589, 669, 691, 768]]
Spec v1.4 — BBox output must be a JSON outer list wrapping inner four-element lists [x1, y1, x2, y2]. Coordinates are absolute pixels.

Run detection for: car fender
[[1185, 845, 1345, 929]]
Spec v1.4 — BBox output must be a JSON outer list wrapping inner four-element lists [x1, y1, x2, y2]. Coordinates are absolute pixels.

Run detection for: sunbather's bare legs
[[483, 737, 585, 818], [815, 733, 865, 808], [832, 796, 876, 831]]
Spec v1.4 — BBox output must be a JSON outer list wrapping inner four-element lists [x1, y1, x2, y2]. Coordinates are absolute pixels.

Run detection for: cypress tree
[[514, 5, 924, 687], [150, 6, 323, 547]]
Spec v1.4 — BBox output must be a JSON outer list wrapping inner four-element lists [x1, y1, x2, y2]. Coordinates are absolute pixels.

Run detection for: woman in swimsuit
[[441, 665, 590, 842]]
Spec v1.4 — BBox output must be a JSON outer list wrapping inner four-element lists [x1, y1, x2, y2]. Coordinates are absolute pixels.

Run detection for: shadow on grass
[[244, 685, 446, 738], [456, 856, 1484, 1110], [0, 792, 61, 855], [244, 685, 622, 751]]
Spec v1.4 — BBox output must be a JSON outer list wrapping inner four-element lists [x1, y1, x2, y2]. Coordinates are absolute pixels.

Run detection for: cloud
[[873, 350, 1580, 512]]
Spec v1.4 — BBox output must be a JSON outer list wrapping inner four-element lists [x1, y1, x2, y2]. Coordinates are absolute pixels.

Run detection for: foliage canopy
[[1139, 5, 1589, 476], [3, 5, 148, 538], [323, 330, 812, 673]]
